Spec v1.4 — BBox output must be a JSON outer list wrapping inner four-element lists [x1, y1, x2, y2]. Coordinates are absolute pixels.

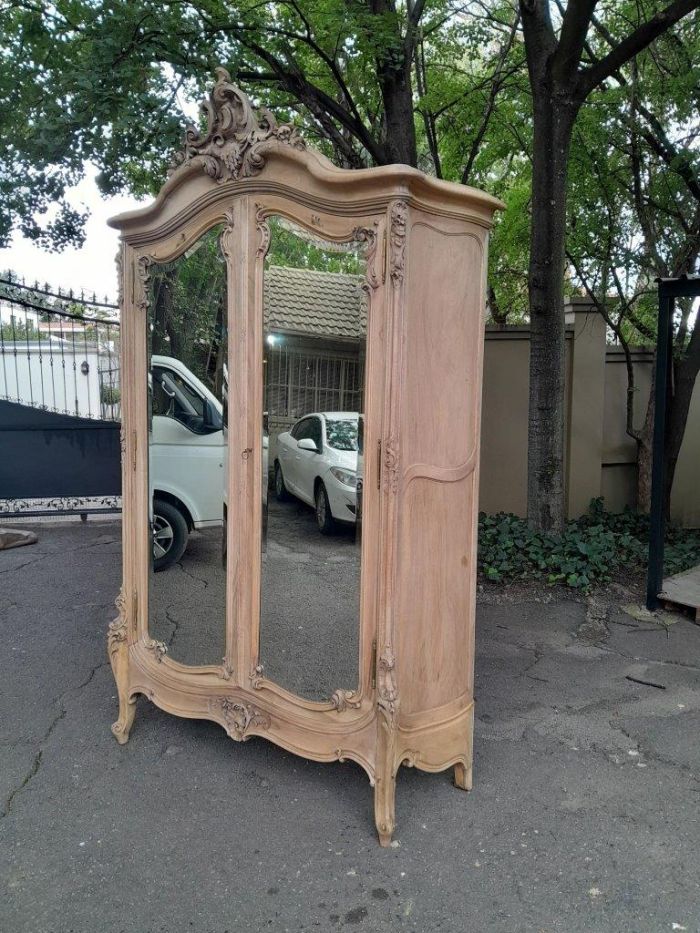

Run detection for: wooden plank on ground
[[660, 563, 700, 622]]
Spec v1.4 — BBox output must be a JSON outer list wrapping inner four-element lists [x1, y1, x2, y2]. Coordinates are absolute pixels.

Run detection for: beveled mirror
[[146, 225, 228, 667], [258, 215, 367, 701]]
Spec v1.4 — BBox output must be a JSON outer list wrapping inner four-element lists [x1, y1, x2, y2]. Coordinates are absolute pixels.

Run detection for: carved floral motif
[[255, 207, 271, 259], [389, 201, 408, 284], [219, 208, 236, 260], [331, 689, 362, 713], [383, 434, 400, 494], [135, 255, 151, 314], [107, 587, 128, 659], [210, 697, 271, 740], [171, 68, 305, 182], [377, 649, 398, 718], [144, 638, 168, 662], [115, 245, 124, 310], [353, 222, 380, 292], [249, 664, 265, 690]]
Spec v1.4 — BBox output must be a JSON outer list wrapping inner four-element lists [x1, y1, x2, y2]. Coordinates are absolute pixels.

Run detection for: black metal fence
[[0, 275, 120, 421], [0, 275, 122, 519]]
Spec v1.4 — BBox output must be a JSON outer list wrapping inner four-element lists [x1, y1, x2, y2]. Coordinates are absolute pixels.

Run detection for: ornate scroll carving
[[210, 697, 271, 740], [353, 222, 380, 291], [143, 638, 168, 662], [249, 664, 265, 690], [383, 434, 400, 494], [219, 208, 236, 260], [377, 649, 398, 719], [255, 206, 271, 259], [389, 201, 408, 284], [115, 245, 124, 310], [108, 587, 137, 744], [134, 255, 151, 314], [331, 689, 362, 713], [220, 658, 234, 681], [402, 750, 422, 768], [107, 587, 128, 659], [171, 68, 305, 182]]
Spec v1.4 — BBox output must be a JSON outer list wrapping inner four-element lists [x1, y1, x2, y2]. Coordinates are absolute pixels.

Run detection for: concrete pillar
[[565, 297, 608, 518]]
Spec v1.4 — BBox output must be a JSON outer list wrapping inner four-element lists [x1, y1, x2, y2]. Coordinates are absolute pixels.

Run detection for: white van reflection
[[149, 355, 225, 571], [149, 355, 268, 571]]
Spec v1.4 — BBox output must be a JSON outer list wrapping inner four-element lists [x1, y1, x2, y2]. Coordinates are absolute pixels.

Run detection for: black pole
[[646, 290, 674, 610]]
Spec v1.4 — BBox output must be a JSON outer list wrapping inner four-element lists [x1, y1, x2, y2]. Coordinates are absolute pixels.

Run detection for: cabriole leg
[[108, 589, 136, 744], [454, 760, 472, 791], [374, 710, 397, 846], [374, 764, 397, 847]]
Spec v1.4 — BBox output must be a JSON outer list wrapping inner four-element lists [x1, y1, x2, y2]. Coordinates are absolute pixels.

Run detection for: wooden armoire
[[108, 67, 501, 845]]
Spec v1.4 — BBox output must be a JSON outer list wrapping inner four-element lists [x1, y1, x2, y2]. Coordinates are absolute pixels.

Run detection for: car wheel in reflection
[[274, 461, 290, 502], [315, 482, 336, 536], [152, 497, 189, 572]]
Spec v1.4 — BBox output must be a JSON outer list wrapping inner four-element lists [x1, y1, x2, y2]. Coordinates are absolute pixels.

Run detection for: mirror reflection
[[261, 216, 366, 700], [147, 226, 228, 666]]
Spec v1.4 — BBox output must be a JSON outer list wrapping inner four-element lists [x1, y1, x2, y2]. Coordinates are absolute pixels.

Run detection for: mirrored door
[[259, 216, 368, 700], [146, 225, 228, 666]]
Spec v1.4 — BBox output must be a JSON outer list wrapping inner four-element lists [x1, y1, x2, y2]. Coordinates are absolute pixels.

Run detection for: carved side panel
[[395, 214, 487, 716]]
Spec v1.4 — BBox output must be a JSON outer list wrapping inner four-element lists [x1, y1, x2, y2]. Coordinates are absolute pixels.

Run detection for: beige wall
[[478, 301, 700, 527]]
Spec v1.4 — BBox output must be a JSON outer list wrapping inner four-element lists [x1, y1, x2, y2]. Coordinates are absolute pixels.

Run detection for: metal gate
[[0, 276, 121, 518]]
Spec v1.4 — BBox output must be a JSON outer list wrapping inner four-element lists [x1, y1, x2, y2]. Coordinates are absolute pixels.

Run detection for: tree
[[0, 0, 444, 249], [565, 18, 700, 515], [3, 0, 699, 532], [518, 0, 700, 532]]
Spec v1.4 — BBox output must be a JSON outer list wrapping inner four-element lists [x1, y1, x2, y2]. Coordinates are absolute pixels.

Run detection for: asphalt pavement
[[2, 520, 700, 932]]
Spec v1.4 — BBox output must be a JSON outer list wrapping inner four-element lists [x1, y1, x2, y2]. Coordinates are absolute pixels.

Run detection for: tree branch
[[553, 0, 598, 82], [578, 0, 700, 98]]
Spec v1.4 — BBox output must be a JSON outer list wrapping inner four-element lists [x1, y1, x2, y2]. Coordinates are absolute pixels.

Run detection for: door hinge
[[131, 429, 137, 472], [131, 589, 138, 625], [377, 440, 382, 489], [371, 639, 377, 689]]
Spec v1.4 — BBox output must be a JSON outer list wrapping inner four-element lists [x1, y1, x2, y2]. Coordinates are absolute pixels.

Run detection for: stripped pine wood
[[107, 68, 501, 844]]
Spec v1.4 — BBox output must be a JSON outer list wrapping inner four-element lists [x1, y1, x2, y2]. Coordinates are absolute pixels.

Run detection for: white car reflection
[[274, 412, 361, 534]]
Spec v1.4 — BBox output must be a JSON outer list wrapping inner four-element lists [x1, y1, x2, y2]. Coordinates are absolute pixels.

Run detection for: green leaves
[[477, 498, 700, 592]]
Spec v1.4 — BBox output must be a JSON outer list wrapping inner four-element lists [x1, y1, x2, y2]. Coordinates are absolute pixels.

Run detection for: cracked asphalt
[[2, 521, 700, 932]]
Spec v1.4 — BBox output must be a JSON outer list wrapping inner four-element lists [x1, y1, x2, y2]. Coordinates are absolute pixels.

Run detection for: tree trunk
[[526, 90, 579, 533], [377, 60, 417, 165]]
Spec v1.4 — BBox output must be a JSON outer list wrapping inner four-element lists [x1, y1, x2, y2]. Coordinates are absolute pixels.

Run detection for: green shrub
[[100, 385, 121, 406], [477, 498, 700, 591]]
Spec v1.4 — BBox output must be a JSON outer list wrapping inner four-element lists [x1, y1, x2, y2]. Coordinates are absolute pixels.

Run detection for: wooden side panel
[[396, 214, 486, 716]]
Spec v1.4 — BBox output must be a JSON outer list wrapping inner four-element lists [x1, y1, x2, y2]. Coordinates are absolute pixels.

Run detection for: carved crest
[[210, 697, 271, 740], [171, 67, 305, 182]]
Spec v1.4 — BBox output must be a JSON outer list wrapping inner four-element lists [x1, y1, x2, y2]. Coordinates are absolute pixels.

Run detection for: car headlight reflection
[[330, 467, 357, 488]]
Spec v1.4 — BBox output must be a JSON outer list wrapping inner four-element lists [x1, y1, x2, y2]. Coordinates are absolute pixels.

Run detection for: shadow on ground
[[2, 521, 700, 933]]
